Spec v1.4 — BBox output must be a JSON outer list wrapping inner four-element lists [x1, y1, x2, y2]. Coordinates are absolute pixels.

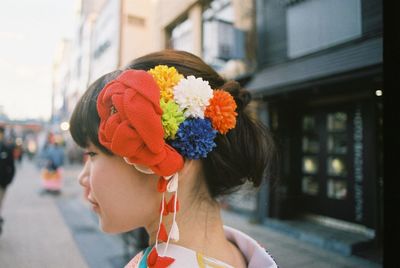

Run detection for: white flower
[[173, 75, 213, 118]]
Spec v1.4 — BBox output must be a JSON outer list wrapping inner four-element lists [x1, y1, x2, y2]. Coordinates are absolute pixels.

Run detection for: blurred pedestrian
[[0, 126, 16, 235], [69, 50, 278, 267], [39, 133, 65, 195], [13, 141, 23, 164]]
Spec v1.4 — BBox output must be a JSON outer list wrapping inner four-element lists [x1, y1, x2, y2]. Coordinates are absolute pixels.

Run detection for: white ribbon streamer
[[167, 173, 178, 192], [123, 157, 155, 174], [170, 221, 180, 242]]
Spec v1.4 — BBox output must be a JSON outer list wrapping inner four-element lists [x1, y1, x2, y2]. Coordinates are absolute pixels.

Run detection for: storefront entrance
[[299, 103, 371, 225]]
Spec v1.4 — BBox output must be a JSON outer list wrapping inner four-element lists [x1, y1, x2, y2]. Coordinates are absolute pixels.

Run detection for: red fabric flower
[[97, 70, 184, 176], [205, 90, 237, 134], [147, 247, 175, 268]]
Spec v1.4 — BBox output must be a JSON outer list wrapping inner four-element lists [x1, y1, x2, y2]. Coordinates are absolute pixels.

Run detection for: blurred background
[[0, 0, 383, 267]]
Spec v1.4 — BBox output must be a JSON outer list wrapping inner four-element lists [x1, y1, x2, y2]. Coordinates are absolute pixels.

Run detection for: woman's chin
[[99, 224, 118, 234], [99, 220, 134, 234], [98, 220, 116, 233]]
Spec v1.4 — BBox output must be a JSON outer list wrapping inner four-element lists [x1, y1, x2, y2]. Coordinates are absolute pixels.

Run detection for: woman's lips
[[83, 187, 90, 201], [88, 199, 98, 206], [88, 196, 100, 211]]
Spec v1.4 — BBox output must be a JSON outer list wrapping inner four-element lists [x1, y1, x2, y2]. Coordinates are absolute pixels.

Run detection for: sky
[[0, 0, 76, 120]]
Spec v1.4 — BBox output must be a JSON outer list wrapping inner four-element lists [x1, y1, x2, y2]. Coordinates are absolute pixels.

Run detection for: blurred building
[[53, 0, 253, 162], [73, 0, 155, 86], [0, 119, 44, 161], [62, 0, 155, 113], [52, 39, 71, 128], [57, 0, 253, 119], [53, 0, 156, 163], [0, 105, 9, 123], [157, 0, 255, 79], [246, 0, 382, 261]]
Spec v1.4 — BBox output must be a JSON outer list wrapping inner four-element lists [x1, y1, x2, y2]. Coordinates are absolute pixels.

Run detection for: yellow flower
[[148, 65, 183, 102]]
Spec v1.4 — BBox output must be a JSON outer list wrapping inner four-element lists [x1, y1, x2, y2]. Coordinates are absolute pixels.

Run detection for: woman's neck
[[147, 193, 229, 255], [147, 193, 225, 243], [177, 198, 226, 255], [144, 162, 247, 267], [146, 195, 246, 268]]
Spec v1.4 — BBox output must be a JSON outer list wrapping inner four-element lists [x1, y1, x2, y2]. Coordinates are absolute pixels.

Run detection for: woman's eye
[[84, 151, 97, 157]]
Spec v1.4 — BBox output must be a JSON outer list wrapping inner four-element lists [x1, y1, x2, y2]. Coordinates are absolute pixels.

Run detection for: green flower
[[160, 99, 185, 139]]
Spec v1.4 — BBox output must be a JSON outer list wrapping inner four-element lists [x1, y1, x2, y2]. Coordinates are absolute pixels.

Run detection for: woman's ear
[[177, 159, 210, 201], [180, 159, 193, 175], [178, 159, 200, 182]]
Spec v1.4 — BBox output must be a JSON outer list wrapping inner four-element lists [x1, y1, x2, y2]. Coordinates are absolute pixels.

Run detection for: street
[[0, 158, 127, 268], [0, 158, 381, 268], [0, 159, 88, 267]]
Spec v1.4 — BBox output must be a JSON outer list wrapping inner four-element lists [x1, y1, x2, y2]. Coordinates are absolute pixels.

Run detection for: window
[[128, 15, 145, 27], [327, 179, 347, 200], [327, 157, 347, 177], [202, 0, 246, 71], [287, 0, 362, 58], [301, 114, 320, 195], [302, 176, 319, 195], [300, 110, 349, 199], [168, 18, 193, 53]]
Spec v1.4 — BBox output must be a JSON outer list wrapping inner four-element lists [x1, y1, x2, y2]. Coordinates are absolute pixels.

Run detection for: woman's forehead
[[86, 141, 96, 150]]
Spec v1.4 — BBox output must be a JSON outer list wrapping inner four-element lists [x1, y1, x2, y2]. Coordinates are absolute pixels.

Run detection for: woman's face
[[78, 143, 160, 233]]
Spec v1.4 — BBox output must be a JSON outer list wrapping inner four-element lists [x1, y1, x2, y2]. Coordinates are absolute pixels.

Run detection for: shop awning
[[247, 37, 382, 97]]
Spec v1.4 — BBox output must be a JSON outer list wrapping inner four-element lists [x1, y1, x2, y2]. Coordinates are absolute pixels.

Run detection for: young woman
[[70, 50, 278, 268]]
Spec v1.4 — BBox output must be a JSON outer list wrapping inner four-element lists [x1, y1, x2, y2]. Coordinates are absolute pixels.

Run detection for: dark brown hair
[[70, 49, 277, 198]]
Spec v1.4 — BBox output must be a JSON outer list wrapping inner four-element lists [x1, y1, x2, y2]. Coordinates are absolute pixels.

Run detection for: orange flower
[[205, 90, 237, 134]]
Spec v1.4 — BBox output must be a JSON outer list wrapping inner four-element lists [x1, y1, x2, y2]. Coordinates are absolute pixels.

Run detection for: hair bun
[[221, 80, 251, 111]]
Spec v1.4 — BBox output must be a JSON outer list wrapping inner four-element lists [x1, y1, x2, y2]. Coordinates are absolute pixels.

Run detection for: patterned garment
[[125, 225, 277, 268]]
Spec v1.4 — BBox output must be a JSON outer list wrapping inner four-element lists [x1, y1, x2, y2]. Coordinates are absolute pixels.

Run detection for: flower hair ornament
[[97, 65, 237, 268]]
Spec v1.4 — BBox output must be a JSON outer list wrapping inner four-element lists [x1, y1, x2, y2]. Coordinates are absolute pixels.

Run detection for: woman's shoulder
[[223, 225, 278, 268], [124, 226, 278, 268], [126, 244, 234, 268]]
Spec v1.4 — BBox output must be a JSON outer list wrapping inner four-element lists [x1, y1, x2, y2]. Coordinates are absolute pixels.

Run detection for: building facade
[[63, 0, 154, 114], [246, 0, 383, 257], [52, 39, 72, 128], [154, 0, 255, 78], [59, 0, 253, 119]]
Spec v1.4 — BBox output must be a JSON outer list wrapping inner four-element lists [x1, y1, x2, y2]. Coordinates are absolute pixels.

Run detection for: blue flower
[[170, 118, 217, 159]]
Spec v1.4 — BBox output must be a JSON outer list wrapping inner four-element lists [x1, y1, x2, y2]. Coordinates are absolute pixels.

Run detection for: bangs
[[69, 70, 122, 154]]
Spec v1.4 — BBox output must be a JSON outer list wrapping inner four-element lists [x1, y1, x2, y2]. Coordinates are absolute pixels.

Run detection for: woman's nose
[[78, 160, 90, 187]]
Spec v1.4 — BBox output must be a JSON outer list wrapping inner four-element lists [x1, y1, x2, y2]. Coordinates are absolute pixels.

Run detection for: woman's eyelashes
[[84, 151, 97, 158]]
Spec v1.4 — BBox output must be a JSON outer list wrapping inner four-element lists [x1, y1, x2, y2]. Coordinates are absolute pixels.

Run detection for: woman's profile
[[69, 49, 277, 268]]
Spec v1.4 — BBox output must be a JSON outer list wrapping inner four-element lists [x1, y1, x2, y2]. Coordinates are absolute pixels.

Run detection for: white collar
[[128, 225, 278, 268], [157, 225, 278, 267], [223, 225, 278, 268]]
